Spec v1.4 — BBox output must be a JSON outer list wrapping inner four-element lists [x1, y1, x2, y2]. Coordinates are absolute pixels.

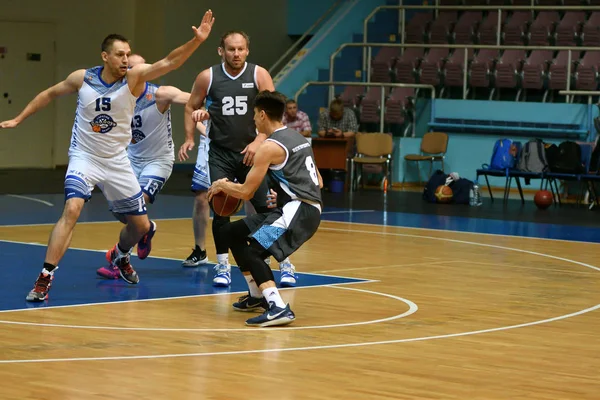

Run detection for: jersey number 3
[[222, 96, 247, 116]]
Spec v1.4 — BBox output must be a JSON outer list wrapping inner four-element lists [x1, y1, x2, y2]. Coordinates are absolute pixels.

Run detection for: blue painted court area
[[0, 241, 366, 312]]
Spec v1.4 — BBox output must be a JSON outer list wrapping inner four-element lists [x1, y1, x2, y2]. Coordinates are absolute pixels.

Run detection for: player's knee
[[194, 190, 208, 207], [63, 198, 84, 221], [112, 212, 127, 224]]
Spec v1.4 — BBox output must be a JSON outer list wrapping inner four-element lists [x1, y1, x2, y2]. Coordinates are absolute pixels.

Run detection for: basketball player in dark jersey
[[179, 31, 297, 287], [208, 91, 323, 327]]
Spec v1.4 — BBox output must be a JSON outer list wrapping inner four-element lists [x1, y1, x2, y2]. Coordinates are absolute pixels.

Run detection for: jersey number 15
[[222, 96, 247, 116]]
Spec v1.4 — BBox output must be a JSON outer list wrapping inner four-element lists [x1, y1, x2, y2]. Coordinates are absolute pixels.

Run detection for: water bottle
[[473, 181, 482, 206], [469, 186, 475, 206]]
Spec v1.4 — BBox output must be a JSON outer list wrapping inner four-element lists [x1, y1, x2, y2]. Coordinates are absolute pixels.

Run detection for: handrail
[[269, 0, 343, 76], [559, 90, 600, 105], [294, 81, 436, 137], [362, 4, 600, 76], [331, 42, 600, 102]]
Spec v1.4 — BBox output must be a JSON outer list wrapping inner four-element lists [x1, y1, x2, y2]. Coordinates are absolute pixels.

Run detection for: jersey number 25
[[222, 96, 248, 116]]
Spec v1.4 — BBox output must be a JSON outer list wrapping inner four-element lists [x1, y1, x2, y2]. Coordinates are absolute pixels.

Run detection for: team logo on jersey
[[146, 92, 153, 101], [131, 129, 146, 144], [90, 114, 117, 133], [242, 83, 254, 89]]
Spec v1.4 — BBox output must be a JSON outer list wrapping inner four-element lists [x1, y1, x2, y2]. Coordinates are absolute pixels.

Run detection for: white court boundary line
[[1, 227, 599, 363], [5, 194, 54, 207], [0, 286, 418, 332]]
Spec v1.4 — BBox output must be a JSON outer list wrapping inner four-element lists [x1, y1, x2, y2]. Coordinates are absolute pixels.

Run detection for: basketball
[[210, 192, 243, 217], [435, 185, 453, 203], [534, 190, 553, 210]]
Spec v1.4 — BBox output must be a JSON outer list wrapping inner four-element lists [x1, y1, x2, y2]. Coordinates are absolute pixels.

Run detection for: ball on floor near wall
[[435, 185, 453, 203], [534, 190, 553, 210]]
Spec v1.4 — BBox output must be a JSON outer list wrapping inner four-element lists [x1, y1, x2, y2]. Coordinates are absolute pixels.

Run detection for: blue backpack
[[488, 139, 521, 170]]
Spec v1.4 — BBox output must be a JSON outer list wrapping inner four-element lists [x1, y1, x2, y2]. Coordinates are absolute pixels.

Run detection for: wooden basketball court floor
[[0, 193, 599, 399]]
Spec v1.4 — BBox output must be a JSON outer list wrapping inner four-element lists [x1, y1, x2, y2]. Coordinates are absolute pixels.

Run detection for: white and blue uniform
[[191, 120, 211, 191], [127, 83, 174, 203], [66, 66, 145, 215]]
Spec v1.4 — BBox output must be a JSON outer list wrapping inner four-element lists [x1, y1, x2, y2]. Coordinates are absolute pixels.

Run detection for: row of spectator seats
[[405, 10, 600, 46], [371, 48, 600, 92], [337, 87, 415, 127]]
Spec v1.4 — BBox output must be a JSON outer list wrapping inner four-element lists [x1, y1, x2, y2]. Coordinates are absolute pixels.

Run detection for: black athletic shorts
[[243, 200, 321, 262]]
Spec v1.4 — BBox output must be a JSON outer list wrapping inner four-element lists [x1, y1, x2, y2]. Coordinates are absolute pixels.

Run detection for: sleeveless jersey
[[267, 127, 323, 206], [127, 83, 174, 161], [206, 62, 258, 152], [69, 66, 137, 158]]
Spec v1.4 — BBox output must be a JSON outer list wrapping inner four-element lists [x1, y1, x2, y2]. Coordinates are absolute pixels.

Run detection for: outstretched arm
[[240, 66, 276, 165], [127, 9, 214, 93], [0, 69, 84, 129], [178, 69, 210, 161], [155, 86, 191, 113]]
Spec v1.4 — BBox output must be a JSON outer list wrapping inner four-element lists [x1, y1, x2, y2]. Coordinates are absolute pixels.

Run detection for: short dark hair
[[329, 98, 344, 114], [285, 99, 296, 105], [220, 31, 250, 49], [101, 34, 129, 53], [254, 91, 286, 121]]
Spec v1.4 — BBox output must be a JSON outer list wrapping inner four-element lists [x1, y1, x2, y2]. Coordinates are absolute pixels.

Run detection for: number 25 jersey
[[206, 62, 258, 152]]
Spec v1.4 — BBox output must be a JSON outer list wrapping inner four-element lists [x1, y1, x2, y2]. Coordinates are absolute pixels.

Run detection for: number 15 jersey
[[206, 62, 258, 152], [69, 66, 137, 158]]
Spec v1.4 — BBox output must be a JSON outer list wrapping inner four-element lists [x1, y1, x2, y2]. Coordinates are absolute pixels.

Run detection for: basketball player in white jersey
[[0, 10, 215, 301], [97, 54, 211, 279], [179, 31, 298, 288]]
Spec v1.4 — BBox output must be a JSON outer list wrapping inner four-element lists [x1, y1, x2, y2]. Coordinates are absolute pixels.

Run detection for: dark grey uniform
[[206, 62, 269, 211], [244, 127, 322, 262]]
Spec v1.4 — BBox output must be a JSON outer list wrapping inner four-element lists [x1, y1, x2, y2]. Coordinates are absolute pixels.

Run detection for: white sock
[[280, 257, 291, 267], [262, 287, 286, 308], [216, 253, 229, 266], [244, 275, 261, 298]]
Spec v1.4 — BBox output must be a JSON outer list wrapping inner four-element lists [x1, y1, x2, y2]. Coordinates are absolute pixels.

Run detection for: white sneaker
[[212, 263, 231, 287], [279, 260, 297, 287]]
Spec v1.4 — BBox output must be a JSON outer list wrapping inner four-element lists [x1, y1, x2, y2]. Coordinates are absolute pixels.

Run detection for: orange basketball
[[210, 192, 244, 217], [435, 185, 453, 203], [534, 190, 553, 210]]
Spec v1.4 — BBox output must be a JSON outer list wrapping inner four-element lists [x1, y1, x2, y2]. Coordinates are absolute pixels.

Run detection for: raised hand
[[192, 9, 215, 43], [0, 119, 20, 129]]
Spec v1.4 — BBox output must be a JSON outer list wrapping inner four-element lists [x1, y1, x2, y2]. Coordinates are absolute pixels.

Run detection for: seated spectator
[[317, 98, 358, 138], [282, 99, 312, 140]]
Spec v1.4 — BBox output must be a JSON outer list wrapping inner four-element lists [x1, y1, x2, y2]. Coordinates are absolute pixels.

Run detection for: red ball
[[435, 185, 453, 203], [210, 192, 243, 217], [534, 190, 553, 210]]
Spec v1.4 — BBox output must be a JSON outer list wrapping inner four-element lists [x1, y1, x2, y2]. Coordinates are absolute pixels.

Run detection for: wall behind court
[[1, 0, 292, 166], [0, 0, 135, 167]]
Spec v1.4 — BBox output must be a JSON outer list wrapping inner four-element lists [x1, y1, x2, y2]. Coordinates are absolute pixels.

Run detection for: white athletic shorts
[[65, 150, 146, 215], [191, 135, 210, 192], [129, 156, 174, 204]]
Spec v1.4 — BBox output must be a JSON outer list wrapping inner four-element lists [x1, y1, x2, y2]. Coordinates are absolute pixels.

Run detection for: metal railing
[[559, 90, 600, 104], [294, 81, 436, 136], [362, 4, 600, 74], [330, 42, 600, 102], [270, 0, 343, 76]]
